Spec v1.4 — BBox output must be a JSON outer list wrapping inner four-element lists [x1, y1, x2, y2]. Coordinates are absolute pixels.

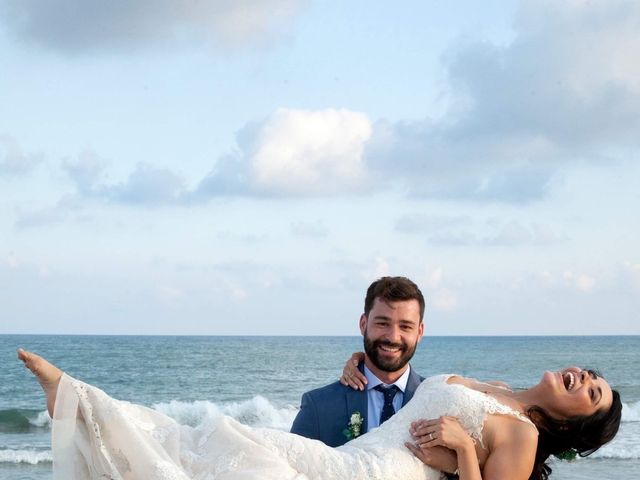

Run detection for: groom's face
[[360, 298, 424, 374]]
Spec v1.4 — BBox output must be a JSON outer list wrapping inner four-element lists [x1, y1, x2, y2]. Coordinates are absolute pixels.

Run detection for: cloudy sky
[[1, 0, 638, 335]]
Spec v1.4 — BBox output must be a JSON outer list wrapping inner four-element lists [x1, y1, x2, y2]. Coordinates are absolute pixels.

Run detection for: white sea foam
[[590, 410, 640, 460], [152, 397, 640, 460], [152, 396, 298, 431], [591, 434, 640, 459], [152, 400, 220, 428], [621, 401, 640, 422], [0, 449, 52, 465], [549, 402, 640, 461], [9, 399, 637, 466], [220, 396, 298, 430], [28, 410, 51, 428]]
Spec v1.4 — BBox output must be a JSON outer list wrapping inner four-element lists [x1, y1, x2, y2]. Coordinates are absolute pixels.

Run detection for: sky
[[1, 0, 639, 336]]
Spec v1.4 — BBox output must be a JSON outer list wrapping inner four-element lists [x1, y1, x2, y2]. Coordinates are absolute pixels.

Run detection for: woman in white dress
[[18, 348, 621, 480]]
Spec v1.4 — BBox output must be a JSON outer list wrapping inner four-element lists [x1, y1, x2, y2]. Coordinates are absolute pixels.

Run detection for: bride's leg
[[17, 348, 63, 417]]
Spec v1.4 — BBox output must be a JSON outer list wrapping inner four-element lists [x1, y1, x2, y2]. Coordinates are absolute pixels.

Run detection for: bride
[[18, 348, 620, 480]]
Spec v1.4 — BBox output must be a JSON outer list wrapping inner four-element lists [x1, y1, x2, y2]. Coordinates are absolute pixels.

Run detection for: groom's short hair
[[364, 276, 425, 322]]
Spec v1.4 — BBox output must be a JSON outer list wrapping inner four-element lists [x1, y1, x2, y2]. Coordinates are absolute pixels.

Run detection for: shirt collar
[[364, 364, 411, 393]]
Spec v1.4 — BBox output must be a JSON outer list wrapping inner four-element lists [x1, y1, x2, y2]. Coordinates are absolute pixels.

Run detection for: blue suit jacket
[[290, 363, 424, 447]]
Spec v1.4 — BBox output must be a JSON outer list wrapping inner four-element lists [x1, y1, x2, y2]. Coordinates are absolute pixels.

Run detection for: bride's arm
[[480, 422, 537, 480], [339, 352, 367, 390], [409, 416, 538, 480]]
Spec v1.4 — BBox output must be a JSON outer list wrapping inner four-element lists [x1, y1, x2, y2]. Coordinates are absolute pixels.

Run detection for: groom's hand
[[404, 443, 458, 475]]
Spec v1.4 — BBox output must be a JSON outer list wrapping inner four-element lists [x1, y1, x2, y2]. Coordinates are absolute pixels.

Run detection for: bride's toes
[[18, 348, 63, 417], [18, 348, 39, 373]]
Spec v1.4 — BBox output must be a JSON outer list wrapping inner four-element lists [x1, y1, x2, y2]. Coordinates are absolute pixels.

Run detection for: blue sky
[[1, 0, 639, 335]]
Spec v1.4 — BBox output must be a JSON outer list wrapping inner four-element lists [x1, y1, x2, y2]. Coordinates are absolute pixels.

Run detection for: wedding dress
[[51, 374, 536, 480]]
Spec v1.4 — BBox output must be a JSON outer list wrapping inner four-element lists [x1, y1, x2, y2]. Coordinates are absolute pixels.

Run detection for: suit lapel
[[345, 361, 369, 434], [345, 387, 369, 434], [343, 363, 422, 436], [402, 366, 423, 406]]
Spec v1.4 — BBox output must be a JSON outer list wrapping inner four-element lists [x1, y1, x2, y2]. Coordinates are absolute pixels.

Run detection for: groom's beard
[[363, 335, 417, 373]]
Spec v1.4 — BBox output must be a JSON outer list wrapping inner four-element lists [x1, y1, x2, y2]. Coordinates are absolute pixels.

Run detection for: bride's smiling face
[[540, 367, 613, 419]]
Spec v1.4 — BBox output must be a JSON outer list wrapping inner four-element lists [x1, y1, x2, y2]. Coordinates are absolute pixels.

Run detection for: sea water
[[1, 335, 638, 479]]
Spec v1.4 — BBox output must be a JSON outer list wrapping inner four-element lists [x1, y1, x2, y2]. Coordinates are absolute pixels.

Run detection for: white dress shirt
[[364, 365, 411, 431]]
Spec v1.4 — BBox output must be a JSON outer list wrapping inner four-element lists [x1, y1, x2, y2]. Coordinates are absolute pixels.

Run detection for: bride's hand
[[339, 352, 367, 390], [410, 417, 475, 453]]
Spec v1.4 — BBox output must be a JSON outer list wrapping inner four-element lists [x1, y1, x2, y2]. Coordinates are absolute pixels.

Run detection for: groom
[[291, 276, 425, 446]]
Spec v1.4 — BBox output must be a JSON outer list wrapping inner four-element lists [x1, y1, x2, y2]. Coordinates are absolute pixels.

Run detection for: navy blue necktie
[[374, 384, 400, 425]]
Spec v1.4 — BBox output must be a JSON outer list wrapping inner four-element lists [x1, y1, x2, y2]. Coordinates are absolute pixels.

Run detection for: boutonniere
[[343, 411, 364, 440]]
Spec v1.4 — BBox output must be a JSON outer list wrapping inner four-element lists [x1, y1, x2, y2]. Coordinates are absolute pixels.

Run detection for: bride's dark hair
[[527, 389, 622, 480]]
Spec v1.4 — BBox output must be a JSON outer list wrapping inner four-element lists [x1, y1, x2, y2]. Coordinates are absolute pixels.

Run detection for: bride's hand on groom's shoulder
[[340, 352, 367, 390]]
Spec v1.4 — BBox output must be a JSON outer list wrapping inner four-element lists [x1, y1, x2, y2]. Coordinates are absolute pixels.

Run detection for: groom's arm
[[405, 444, 459, 479], [290, 392, 320, 439]]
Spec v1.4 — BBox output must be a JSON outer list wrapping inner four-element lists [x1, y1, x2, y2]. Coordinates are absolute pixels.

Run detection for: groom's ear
[[359, 314, 367, 335], [417, 321, 424, 341]]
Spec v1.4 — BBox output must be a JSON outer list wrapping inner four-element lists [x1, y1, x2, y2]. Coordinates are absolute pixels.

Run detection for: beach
[[2, 335, 639, 479]]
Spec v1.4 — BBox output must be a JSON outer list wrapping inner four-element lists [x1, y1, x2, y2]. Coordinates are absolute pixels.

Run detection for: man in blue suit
[[291, 276, 425, 447]]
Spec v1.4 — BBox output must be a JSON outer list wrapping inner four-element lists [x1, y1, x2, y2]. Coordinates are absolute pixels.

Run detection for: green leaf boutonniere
[[343, 411, 364, 440]]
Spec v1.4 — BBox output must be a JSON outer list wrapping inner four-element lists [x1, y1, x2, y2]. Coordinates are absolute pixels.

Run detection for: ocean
[[1, 335, 638, 479]]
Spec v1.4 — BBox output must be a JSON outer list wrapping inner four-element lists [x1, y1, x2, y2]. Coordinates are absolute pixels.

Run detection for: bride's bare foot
[[17, 348, 63, 417]]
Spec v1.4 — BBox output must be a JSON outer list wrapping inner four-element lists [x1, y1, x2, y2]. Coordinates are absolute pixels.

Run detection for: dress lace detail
[[423, 375, 536, 448], [51, 373, 536, 480]]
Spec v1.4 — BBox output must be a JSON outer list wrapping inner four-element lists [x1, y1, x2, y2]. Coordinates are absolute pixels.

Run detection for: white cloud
[[423, 267, 443, 289], [431, 288, 458, 311], [6, 252, 19, 269], [421, 267, 457, 311], [63, 156, 187, 206], [16, 154, 189, 227], [563, 271, 596, 292], [2, 253, 51, 280], [105, 163, 187, 205], [186, 0, 640, 204], [15, 194, 85, 229], [398, 216, 563, 248], [12, 0, 640, 218], [365, 0, 640, 203], [0, 0, 310, 53], [195, 108, 373, 199], [444, 0, 640, 149], [229, 285, 249, 303], [0, 135, 41, 176], [214, 280, 250, 303], [290, 221, 329, 239], [481, 221, 532, 246], [530, 223, 564, 245], [621, 261, 640, 291], [576, 275, 596, 292], [537, 269, 597, 293], [63, 150, 108, 195], [363, 256, 391, 281], [519, 0, 640, 99], [249, 108, 372, 195], [158, 285, 183, 303], [395, 215, 469, 234]]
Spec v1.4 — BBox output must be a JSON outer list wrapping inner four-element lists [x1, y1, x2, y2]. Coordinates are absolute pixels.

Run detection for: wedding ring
[[429, 433, 433, 441]]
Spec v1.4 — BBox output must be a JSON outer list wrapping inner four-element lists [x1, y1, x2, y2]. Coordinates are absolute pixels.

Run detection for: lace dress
[[51, 374, 536, 480]]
